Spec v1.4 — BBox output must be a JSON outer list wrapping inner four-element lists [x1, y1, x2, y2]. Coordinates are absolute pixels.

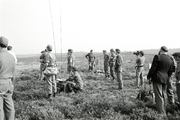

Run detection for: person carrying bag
[[43, 45, 58, 99]]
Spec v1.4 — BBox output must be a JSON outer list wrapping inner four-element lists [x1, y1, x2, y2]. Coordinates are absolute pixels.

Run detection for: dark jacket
[[115, 54, 123, 72], [147, 54, 174, 84], [85, 53, 95, 62]]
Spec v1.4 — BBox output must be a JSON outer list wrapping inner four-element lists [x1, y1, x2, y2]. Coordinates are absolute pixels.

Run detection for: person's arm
[[85, 53, 90, 60], [147, 55, 159, 80], [12, 66, 16, 84], [116, 55, 123, 66]]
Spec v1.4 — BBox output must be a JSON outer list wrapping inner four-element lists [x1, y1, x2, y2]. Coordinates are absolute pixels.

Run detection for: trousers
[[153, 82, 166, 114], [110, 65, 116, 79], [45, 75, 57, 95], [0, 79, 15, 120], [167, 77, 174, 104], [176, 83, 180, 103], [136, 67, 144, 89], [116, 72, 123, 89]]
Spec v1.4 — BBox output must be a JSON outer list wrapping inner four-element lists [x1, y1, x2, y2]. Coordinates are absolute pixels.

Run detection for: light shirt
[[136, 56, 145, 66], [0, 49, 15, 78], [8, 51, 17, 64]]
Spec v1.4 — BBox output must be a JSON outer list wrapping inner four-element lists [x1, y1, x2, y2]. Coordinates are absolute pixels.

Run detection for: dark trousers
[[153, 82, 166, 114], [110, 65, 115, 79]]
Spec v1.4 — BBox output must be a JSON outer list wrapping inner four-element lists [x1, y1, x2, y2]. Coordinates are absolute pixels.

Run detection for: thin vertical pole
[[48, 0, 56, 55], [60, 5, 63, 68]]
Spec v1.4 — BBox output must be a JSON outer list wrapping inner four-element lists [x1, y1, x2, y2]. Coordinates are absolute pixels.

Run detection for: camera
[[133, 51, 139, 55]]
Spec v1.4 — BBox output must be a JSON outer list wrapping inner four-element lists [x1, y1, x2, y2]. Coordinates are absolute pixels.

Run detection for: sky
[[0, 0, 180, 55]]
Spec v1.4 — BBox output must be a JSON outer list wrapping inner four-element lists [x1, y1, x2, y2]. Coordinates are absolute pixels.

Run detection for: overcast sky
[[0, 0, 180, 55]]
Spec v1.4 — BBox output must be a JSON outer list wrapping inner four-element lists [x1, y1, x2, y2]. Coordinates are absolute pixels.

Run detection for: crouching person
[[66, 67, 83, 93]]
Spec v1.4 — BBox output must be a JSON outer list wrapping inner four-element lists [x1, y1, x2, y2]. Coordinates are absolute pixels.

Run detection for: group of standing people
[[1, 35, 180, 119], [102, 49, 124, 90], [85, 49, 124, 90]]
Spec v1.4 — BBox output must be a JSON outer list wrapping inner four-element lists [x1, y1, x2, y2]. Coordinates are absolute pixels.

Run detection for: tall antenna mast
[[60, 5, 63, 68], [48, 0, 56, 55]]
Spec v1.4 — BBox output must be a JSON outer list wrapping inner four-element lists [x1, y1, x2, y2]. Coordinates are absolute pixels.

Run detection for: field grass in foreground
[[14, 53, 180, 120]]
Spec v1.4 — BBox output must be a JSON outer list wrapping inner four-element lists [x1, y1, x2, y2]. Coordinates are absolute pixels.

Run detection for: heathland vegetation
[[14, 52, 180, 120]]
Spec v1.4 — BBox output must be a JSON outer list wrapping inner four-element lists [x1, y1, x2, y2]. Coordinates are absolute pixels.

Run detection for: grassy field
[[14, 52, 180, 120]]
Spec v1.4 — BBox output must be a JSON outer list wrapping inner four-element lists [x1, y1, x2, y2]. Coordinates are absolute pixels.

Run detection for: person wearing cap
[[39, 49, 47, 80], [67, 49, 75, 74], [0, 36, 15, 119], [172, 52, 180, 104], [147, 46, 174, 115], [115, 49, 123, 90], [135, 50, 145, 89], [7, 46, 17, 64], [103, 50, 110, 78], [167, 54, 176, 105], [43, 45, 57, 99], [85, 50, 96, 72], [109, 49, 116, 81], [66, 67, 83, 93]]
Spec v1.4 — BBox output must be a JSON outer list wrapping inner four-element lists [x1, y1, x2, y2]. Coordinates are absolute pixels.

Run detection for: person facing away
[[172, 52, 180, 104], [67, 49, 75, 73], [66, 66, 83, 93], [103, 50, 110, 78], [166, 54, 176, 105], [147, 46, 174, 115], [109, 49, 116, 81], [7, 45, 17, 64], [43, 45, 57, 99], [0, 36, 15, 120], [39, 49, 47, 80], [135, 51, 145, 89], [115, 49, 123, 90], [85, 50, 96, 72]]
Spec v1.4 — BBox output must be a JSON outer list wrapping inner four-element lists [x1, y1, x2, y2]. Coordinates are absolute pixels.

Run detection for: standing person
[[167, 55, 176, 104], [7, 45, 17, 64], [147, 46, 174, 115], [109, 49, 116, 81], [39, 49, 47, 80], [43, 45, 57, 99], [135, 51, 145, 89], [0, 36, 15, 120], [85, 50, 96, 72], [115, 49, 123, 90], [103, 50, 110, 78], [172, 52, 180, 104], [67, 49, 75, 74]]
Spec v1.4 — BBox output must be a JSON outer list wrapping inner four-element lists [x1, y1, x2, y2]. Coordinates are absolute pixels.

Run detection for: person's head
[[7, 46, 12, 51], [159, 46, 168, 55], [133, 51, 140, 57], [90, 50, 93, 53], [68, 49, 73, 55], [115, 49, 120, 54], [103, 50, 107, 54], [110, 49, 115, 54], [0, 36, 8, 48], [172, 52, 180, 62], [139, 51, 144, 57], [46, 45, 52, 52]]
